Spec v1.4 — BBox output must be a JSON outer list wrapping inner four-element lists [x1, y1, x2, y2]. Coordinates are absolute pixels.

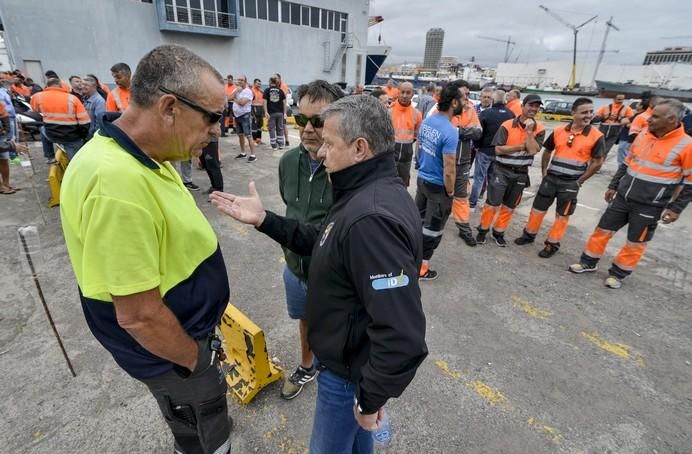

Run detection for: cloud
[[366, 0, 692, 66]]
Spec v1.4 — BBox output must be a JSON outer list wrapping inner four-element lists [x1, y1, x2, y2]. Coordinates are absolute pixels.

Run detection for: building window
[[310, 6, 319, 28], [239, 0, 244, 16], [328, 10, 334, 30], [257, 0, 267, 19], [280, 1, 289, 23], [268, 0, 278, 21], [244, 0, 256, 18], [301, 5, 310, 26], [290, 3, 300, 25], [321, 9, 328, 29], [160, 0, 238, 33]]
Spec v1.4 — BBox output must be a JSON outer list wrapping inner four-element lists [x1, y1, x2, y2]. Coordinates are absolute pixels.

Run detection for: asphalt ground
[[0, 122, 690, 453]]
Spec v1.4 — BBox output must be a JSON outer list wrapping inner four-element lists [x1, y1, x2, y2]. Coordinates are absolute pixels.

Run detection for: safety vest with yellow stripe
[[617, 125, 692, 207], [30, 86, 90, 142]]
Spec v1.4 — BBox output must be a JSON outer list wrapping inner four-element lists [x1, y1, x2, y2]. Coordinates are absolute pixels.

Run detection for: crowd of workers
[[2, 44, 690, 454]]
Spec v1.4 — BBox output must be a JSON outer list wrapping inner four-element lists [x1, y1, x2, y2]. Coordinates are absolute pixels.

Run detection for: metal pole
[[18, 230, 76, 377], [571, 30, 578, 89]]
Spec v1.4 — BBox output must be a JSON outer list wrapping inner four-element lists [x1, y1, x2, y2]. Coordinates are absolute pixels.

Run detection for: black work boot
[[538, 242, 560, 258], [514, 231, 535, 245]]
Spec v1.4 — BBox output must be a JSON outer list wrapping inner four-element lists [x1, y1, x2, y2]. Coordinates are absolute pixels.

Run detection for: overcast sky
[[367, 0, 692, 67]]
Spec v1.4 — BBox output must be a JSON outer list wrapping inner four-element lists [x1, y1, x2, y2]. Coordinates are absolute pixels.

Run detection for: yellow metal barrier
[[47, 164, 63, 207], [55, 146, 69, 172], [537, 112, 573, 122], [218, 304, 283, 404]]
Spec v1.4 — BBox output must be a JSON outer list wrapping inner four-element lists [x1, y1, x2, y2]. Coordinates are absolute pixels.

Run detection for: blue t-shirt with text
[[416, 113, 459, 186]]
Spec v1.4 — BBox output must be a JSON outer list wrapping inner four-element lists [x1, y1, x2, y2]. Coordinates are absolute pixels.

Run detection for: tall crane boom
[[591, 16, 620, 87], [539, 5, 597, 89], [478, 35, 516, 63]]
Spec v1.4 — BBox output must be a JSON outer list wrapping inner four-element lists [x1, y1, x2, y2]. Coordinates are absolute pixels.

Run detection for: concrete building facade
[[0, 0, 370, 87], [423, 28, 444, 71]]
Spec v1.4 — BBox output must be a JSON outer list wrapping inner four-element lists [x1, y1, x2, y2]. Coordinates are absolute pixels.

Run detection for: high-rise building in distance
[[423, 28, 445, 71]]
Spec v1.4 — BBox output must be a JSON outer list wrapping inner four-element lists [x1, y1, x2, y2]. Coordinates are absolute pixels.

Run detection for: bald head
[[397, 82, 414, 106], [493, 89, 506, 104]]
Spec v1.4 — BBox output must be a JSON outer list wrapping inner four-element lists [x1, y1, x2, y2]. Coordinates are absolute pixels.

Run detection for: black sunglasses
[[294, 113, 324, 128], [159, 86, 223, 125]]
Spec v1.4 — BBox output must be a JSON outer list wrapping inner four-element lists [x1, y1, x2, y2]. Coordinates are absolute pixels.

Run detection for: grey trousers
[[176, 160, 192, 184], [141, 364, 232, 454], [267, 112, 285, 148]]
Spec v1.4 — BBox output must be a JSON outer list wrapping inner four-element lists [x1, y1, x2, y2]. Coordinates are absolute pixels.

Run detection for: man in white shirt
[[232, 74, 257, 162]]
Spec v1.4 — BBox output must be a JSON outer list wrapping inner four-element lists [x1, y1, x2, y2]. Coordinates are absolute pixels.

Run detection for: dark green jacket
[[278, 144, 333, 281]]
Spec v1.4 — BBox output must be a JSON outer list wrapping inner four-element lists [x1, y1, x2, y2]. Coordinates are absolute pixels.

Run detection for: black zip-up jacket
[[258, 152, 428, 413]]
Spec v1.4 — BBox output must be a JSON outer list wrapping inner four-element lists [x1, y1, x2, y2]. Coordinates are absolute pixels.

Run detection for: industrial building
[[643, 47, 692, 65], [0, 0, 370, 87]]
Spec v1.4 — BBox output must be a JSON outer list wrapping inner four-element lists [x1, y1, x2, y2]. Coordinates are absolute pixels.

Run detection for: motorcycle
[[12, 96, 43, 141]]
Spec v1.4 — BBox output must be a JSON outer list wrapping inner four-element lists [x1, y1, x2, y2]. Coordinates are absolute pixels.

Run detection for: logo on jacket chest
[[319, 222, 335, 247]]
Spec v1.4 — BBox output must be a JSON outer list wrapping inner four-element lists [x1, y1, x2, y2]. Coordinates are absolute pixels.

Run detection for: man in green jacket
[[278, 80, 343, 400]]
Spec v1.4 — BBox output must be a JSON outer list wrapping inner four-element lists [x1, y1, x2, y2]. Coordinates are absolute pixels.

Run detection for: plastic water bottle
[[372, 410, 393, 448]]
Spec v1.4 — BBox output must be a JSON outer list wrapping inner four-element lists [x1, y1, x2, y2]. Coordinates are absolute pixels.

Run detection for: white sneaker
[[604, 276, 622, 289]]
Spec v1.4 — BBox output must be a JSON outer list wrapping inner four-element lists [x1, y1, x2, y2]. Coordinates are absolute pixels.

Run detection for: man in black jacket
[[469, 89, 515, 209], [211, 95, 427, 454]]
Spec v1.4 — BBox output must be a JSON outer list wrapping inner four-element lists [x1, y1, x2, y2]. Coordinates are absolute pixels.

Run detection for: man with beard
[[390, 81, 422, 186]]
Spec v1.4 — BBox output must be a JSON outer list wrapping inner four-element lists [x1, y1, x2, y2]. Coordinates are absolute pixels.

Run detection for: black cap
[[523, 94, 543, 105]]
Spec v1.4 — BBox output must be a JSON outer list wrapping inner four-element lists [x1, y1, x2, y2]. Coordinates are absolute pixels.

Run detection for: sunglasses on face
[[294, 113, 324, 128], [159, 86, 223, 125], [567, 133, 576, 147]]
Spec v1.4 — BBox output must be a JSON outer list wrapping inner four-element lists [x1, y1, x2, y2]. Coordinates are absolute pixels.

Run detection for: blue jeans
[[40, 126, 55, 160], [617, 141, 631, 167], [283, 265, 307, 320], [310, 368, 373, 454], [469, 152, 494, 207], [60, 140, 85, 160]]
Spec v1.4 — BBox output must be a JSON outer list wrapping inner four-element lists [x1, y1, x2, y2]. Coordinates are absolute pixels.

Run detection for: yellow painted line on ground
[[580, 332, 645, 367], [511, 296, 553, 319], [527, 417, 563, 443], [435, 359, 562, 444], [263, 413, 308, 454], [466, 380, 510, 408]]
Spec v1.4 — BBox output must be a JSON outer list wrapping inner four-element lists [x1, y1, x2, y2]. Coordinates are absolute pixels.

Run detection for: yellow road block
[[218, 304, 283, 404], [47, 164, 63, 207]]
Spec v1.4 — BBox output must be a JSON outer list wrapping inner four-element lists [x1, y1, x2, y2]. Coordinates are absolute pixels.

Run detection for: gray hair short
[[493, 89, 506, 104], [320, 95, 394, 156], [130, 45, 222, 108], [481, 87, 494, 95], [656, 98, 686, 121]]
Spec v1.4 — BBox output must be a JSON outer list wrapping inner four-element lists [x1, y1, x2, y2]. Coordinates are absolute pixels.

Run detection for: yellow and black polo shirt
[[60, 113, 229, 379]]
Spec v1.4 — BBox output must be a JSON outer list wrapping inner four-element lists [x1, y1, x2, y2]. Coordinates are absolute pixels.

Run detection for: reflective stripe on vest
[[626, 130, 691, 186], [548, 124, 603, 177], [495, 118, 545, 167], [113, 89, 123, 111], [393, 106, 417, 144]]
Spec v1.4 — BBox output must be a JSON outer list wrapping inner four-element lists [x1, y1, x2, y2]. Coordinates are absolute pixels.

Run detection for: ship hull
[[596, 80, 692, 102]]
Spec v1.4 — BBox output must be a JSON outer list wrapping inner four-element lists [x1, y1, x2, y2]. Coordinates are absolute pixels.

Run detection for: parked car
[[542, 100, 572, 116]]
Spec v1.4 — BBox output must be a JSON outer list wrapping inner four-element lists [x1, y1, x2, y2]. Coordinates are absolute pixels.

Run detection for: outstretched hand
[[210, 181, 266, 227]]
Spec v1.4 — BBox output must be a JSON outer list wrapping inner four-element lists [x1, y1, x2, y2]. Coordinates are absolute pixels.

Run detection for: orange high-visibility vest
[[597, 103, 633, 124], [30, 86, 90, 141], [390, 101, 422, 144], [106, 87, 130, 112], [383, 86, 399, 100], [626, 126, 691, 187], [506, 98, 522, 117], [548, 123, 604, 177], [495, 117, 545, 167], [451, 104, 480, 129], [251, 87, 264, 106], [629, 107, 653, 136]]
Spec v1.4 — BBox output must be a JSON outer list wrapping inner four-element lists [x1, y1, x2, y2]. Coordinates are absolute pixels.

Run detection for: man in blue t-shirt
[[415, 81, 465, 280]]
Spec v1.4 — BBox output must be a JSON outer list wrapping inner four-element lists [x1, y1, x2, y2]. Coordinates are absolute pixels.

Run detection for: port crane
[[539, 5, 597, 89], [478, 35, 516, 63]]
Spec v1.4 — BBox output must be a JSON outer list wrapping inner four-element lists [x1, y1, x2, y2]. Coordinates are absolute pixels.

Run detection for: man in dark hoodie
[[277, 80, 343, 400]]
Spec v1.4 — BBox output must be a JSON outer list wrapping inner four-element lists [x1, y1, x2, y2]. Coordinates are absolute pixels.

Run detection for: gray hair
[[656, 98, 686, 121], [130, 45, 223, 108], [83, 76, 97, 86], [480, 87, 494, 95], [321, 95, 394, 156], [493, 89, 506, 104]]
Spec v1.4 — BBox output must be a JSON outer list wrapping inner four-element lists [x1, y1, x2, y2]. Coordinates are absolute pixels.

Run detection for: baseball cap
[[523, 94, 543, 105]]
